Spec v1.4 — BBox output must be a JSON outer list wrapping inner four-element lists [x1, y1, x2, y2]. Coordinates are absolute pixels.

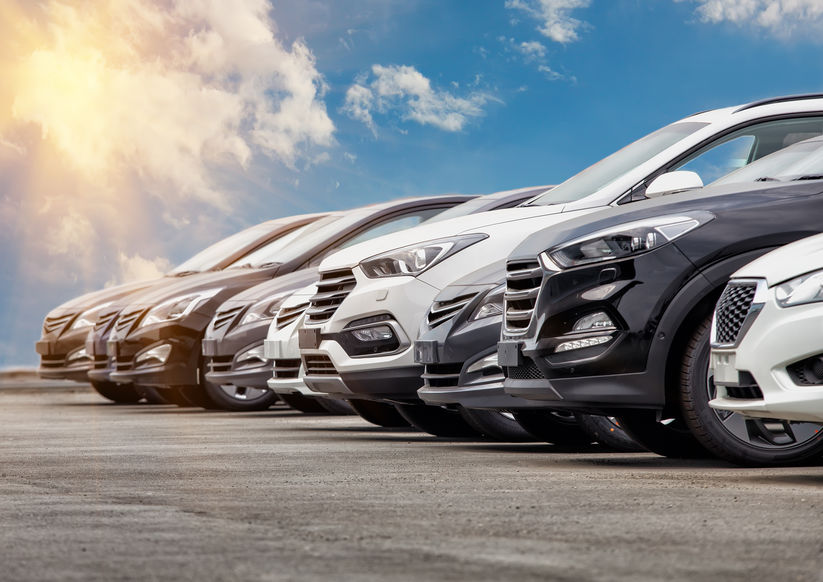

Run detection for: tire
[[394, 403, 480, 437], [615, 410, 709, 459], [317, 398, 355, 415], [679, 315, 823, 466], [204, 382, 279, 412], [91, 381, 141, 404], [512, 409, 593, 445], [574, 413, 646, 452], [279, 393, 328, 413], [177, 384, 220, 409], [155, 387, 195, 407], [349, 399, 410, 427], [138, 386, 170, 404], [459, 408, 536, 441]]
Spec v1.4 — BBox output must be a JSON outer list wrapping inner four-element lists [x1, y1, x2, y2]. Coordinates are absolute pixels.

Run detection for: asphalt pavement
[[2, 386, 823, 581]]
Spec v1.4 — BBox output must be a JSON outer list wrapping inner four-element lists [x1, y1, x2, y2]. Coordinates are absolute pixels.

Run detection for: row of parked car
[[37, 93, 823, 466]]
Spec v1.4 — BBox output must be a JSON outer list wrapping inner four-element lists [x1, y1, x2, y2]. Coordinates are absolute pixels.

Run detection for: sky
[[3, 0, 823, 367]]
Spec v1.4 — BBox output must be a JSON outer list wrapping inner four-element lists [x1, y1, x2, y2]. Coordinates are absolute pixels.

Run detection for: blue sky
[[2, 0, 823, 367]]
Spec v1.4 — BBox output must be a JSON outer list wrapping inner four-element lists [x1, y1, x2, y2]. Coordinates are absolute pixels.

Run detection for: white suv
[[299, 95, 823, 418]]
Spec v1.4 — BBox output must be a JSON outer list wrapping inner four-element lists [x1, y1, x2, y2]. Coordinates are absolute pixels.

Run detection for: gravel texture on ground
[[2, 389, 823, 581]]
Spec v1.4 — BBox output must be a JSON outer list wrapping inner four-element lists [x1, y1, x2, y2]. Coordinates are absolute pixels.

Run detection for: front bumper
[[201, 319, 273, 391], [36, 330, 95, 382], [108, 329, 200, 388], [710, 293, 823, 423], [264, 318, 315, 397]]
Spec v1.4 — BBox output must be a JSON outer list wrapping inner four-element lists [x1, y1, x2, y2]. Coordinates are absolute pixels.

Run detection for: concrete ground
[[2, 386, 823, 582]]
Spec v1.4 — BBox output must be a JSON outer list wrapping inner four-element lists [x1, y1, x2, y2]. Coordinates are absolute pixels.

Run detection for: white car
[[710, 232, 823, 423], [299, 95, 823, 431]]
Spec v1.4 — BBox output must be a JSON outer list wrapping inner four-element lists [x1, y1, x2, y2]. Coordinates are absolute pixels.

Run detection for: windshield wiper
[[229, 263, 253, 269], [257, 261, 281, 269], [754, 176, 779, 182], [793, 174, 823, 181], [171, 270, 199, 277]]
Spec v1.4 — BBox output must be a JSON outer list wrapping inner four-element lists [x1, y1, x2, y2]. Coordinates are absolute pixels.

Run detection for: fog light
[[555, 335, 611, 353], [466, 352, 502, 375], [135, 344, 172, 366], [351, 325, 394, 342], [237, 344, 267, 365], [66, 347, 90, 363], [572, 311, 615, 332]]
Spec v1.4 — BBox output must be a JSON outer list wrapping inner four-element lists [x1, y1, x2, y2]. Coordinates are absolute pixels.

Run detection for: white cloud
[[108, 253, 173, 286], [680, 0, 823, 37], [505, 0, 591, 44], [343, 65, 492, 133], [517, 40, 548, 60]]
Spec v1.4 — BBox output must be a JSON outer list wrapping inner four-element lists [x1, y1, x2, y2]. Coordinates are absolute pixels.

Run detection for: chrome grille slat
[[306, 269, 356, 324], [213, 306, 244, 331], [94, 310, 119, 332], [426, 293, 478, 328], [43, 313, 74, 335], [114, 309, 145, 334], [303, 354, 338, 375], [714, 282, 757, 345], [273, 358, 301, 379], [275, 303, 310, 330], [504, 259, 543, 334]]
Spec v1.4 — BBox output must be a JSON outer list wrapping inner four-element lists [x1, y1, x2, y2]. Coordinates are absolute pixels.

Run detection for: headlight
[[239, 291, 293, 327], [141, 288, 223, 328], [469, 284, 505, 321], [69, 302, 113, 331], [776, 270, 823, 307], [360, 234, 488, 278], [545, 213, 714, 269]]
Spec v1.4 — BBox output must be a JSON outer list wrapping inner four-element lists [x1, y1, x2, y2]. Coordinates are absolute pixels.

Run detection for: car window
[[673, 117, 823, 184]]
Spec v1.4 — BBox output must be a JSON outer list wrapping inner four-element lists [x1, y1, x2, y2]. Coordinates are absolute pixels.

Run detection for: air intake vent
[[273, 358, 301, 379], [426, 293, 478, 329], [422, 363, 463, 388], [504, 259, 542, 334], [275, 302, 310, 330], [306, 269, 356, 324], [206, 355, 233, 373], [213, 306, 244, 331], [713, 282, 758, 345], [504, 359, 544, 380], [303, 354, 337, 376]]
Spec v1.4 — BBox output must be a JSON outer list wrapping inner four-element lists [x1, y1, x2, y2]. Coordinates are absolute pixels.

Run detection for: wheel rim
[[705, 365, 822, 450], [219, 384, 270, 402]]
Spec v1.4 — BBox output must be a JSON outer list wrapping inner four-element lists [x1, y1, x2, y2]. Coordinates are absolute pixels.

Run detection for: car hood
[[213, 268, 319, 310], [319, 204, 566, 270], [45, 278, 167, 318], [734, 232, 823, 285]]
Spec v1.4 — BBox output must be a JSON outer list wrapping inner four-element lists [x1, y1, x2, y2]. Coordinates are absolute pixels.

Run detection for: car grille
[[275, 302, 310, 330], [273, 358, 301, 379], [422, 363, 463, 388], [40, 355, 65, 369], [724, 385, 764, 399], [303, 354, 337, 376], [714, 282, 758, 345], [504, 359, 544, 380], [426, 293, 478, 329], [212, 306, 244, 332], [115, 355, 133, 372], [504, 259, 542, 334], [206, 355, 233, 373], [94, 310, 119, 332], [92, 355, 108, 370], [43, 313, 74, 335], [305, 269, 356, 324], [115, 309, 145, 335]]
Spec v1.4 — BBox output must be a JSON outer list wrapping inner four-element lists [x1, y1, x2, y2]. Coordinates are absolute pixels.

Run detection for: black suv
[[499, 136, 823, 466]]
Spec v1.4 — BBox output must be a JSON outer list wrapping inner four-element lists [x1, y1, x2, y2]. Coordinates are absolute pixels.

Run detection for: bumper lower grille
[[725, 385, 764, 399], [426, 293, 478, 329], [303, 354, 337, 376], [504, 259, 542, 334], [273, 358, 301, 379], [206, 355, 233, 373], [275, 302, 310, 330], [40, 355, 65, 369], [422, 363, 463, 388], [212, 306, 244, 332], [306, 269, 356, 324], [93, 355, 108, 370], [115, 356, 133, 372], [714, 282, 757, 345], [505, 360, 544, 380]]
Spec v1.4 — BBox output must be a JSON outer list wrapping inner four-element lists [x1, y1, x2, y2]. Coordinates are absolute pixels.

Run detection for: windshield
[[528, 121, 709, 205], [169, 222, 286, 274], [713, 138, 823, 185], [226, 215, 344, 268], [422, 197, 488, 224]]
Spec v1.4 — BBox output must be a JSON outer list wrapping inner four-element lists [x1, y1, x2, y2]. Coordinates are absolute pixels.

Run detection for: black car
[[105, 196, 472, 408], [414, 264, 639, 448], [38, 213, 322, 403], [499, 137, 823, 466]]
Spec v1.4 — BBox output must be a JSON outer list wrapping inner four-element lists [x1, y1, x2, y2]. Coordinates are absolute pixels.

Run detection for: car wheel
[[138, 386, 170, 404], [279, 393, 328, 413], [204, 382, 279, 412], [574, 413, 646, 452], [679, 315, 823, 466], [348, 399, 410, 427], [615, 411, 709, 458], [154, 387, 195, 407], [317, 398, 355, 415], [512, 410, 592, 445], [91, 381, 141, 404], [394, 403, 480, 437], [177, 384, 220, 409], [458, 408, 536, 441]]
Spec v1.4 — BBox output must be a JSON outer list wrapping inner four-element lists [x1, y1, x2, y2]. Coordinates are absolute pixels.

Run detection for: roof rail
[[735, 93, 823, 113]]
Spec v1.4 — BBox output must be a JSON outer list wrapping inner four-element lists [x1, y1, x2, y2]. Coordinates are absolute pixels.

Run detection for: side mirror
[[645, 171, 704, 198]]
